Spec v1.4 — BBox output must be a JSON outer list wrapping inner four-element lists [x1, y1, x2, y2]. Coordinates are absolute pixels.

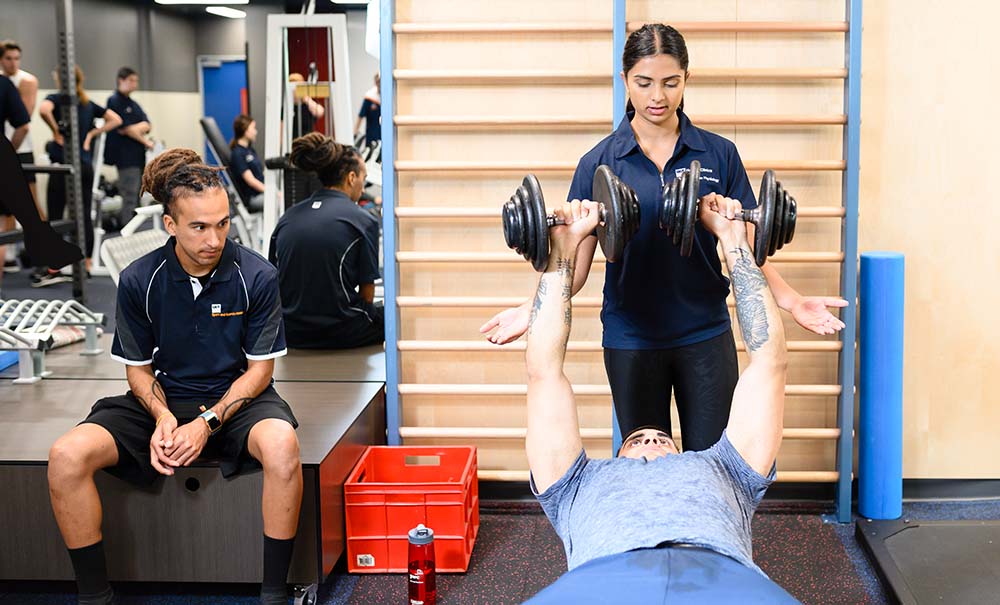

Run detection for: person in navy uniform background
[[482, 24, 848, 454], [229, 113, 266, 212], [38, 65, 122, 280], [46, 148, 301, 605], [354, 73, 381, 148], [270, 132, 383, 350], [105, 66, 154, 226]]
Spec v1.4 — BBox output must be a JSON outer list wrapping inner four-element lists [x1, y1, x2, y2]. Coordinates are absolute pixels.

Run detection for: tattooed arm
[[701, 199, 788, 475], [526, 201, 602, 493], [161, 359, 276, 468], [205, 358, 276, 425]]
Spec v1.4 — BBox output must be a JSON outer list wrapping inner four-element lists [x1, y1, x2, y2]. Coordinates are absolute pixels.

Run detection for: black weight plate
[[516, 185, 535, 262], [501, 195, 522, 253], [755, 170, 776, 266], [783, 190, 797, 245], [623, 181, 641, 241], [769, 180, 784, 256], [593, 165, 624, 262], [522, 174, 549, 272], [517, 185, 538, 267], [660, 177, 677, 237], [773, 182, 790, 252], [679, 160, 700, 257]]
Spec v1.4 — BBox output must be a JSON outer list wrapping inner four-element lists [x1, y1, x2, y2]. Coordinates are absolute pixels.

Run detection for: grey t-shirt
[[531, 431, 775, 576]]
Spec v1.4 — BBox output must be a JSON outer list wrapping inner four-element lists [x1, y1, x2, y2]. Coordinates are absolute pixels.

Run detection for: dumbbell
[[659, 159, 797, 266], [503, 165, 641, 272]]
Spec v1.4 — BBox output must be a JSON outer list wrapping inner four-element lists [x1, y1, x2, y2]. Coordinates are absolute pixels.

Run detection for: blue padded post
[[858, 251, 905, 520]]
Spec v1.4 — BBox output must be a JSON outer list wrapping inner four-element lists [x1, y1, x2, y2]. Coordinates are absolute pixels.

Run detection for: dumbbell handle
[[545, 202, 607, 227], [699, 203, 760, 225]]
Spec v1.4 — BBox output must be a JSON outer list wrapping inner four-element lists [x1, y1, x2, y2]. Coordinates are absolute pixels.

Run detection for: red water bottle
[[408, 524, 436, 605]]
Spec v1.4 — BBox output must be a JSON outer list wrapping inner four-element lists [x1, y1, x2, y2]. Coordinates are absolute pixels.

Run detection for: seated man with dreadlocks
[[46, 149, 301, 605], [523, 198, 800, 604]]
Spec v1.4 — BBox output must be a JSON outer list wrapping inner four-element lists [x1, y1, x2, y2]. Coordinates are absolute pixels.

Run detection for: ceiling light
[[206, 6, 247, 18], [156, 1, 248, 5]]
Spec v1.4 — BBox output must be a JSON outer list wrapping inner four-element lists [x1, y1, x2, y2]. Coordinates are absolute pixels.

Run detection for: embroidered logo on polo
[[211, 303, 244, 318], [674, 166, 720, 184]]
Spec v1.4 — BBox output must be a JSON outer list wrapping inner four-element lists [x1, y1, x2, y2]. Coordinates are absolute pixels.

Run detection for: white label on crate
[[356, 554, 375, 567]]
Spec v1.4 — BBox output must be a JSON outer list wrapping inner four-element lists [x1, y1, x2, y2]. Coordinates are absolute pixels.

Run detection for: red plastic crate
[[345, 445, 479, 573]]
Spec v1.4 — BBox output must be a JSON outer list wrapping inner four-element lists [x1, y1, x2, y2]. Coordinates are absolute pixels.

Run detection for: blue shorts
[[525, 545, 800, 605]]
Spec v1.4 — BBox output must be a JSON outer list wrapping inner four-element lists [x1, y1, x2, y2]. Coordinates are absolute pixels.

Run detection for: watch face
[[202, 411, 222, 432]]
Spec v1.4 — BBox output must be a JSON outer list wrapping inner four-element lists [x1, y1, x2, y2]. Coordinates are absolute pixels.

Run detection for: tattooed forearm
[[729, 248, 770, 352], [152, 380, 167, 408], [556, 257, 574, 328], [527, 277, 548, 334], [219, 396, 255, 423], [134, 379, 168, 415], [556, 258, 574, 301]]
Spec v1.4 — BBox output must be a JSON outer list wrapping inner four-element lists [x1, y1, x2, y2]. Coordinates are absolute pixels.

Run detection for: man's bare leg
[[248, 418, 302, 603], [48, 423, 119, 602]]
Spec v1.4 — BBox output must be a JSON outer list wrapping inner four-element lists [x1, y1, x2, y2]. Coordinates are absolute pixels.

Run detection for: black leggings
[[46, 162, 94, 258], [604, 329, 739, 452]]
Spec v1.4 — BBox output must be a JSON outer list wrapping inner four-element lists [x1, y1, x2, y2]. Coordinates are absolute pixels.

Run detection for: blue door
[[201, 58, 247, 165]]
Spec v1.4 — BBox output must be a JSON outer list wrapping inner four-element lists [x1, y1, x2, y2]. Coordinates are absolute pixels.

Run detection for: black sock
[[261, 534, 295, 597], [67, 541, 111, 598]]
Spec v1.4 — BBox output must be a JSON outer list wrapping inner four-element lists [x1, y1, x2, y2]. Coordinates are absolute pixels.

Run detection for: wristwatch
[[198, 405, 222, 434]]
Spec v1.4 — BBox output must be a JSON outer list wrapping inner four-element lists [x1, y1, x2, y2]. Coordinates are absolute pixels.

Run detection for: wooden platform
[[0, 363, 387, 583], [0, 334, 386, 383]]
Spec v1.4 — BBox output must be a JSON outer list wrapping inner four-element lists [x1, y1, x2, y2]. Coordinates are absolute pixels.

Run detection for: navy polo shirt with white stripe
[[111, 237, 286, 401], [269, 188, 381, 348], [568, 110, 757, 350]]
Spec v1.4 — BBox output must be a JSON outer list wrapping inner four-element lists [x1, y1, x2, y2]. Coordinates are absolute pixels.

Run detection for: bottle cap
[[408, 523, 434, 545]]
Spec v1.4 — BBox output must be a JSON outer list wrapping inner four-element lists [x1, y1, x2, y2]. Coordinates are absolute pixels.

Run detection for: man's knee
[[48, 430, 111, 487], [253, 421, 301, 480]]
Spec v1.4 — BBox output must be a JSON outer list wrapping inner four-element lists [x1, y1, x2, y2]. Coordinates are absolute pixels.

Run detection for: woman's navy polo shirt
[[43, 93, 106, 165], [229, 143, 265, 203], [110, 237, 287, 401], [568, 110, 757, 350]]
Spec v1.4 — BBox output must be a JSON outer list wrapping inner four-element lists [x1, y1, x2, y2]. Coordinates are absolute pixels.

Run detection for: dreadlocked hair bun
[[141, 148, 224, 215], [290, 132, 362, 187]]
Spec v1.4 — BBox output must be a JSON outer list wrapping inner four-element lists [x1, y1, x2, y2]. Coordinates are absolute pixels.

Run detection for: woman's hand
[[790, 296, 848, 335]]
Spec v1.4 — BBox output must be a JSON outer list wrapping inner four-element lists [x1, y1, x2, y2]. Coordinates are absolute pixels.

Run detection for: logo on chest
[[675, 165, 720, 184], [211, 303, 244, 318]]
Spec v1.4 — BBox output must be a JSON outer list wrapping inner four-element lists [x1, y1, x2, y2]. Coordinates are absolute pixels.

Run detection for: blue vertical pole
[[858, 252, 904, 519], [611, 0, 626, 455], [836, 0, 863, 522], [380, 0, 401, 445], [612, 0, 626, 124]]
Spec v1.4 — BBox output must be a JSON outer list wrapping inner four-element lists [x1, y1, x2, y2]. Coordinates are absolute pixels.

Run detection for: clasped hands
[[148, 412, 212, 476]]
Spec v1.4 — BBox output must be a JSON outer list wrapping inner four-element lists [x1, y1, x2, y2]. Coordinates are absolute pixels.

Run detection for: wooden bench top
[[0, 379, 384, 465]]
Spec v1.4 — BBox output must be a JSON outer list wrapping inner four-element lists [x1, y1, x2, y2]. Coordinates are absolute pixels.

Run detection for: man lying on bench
[[523, 198, 800, 604], [47, 149, 301, 605]]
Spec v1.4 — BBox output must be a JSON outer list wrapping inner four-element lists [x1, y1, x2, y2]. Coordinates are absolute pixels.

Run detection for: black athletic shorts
[[81, 385, 298, 487]]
